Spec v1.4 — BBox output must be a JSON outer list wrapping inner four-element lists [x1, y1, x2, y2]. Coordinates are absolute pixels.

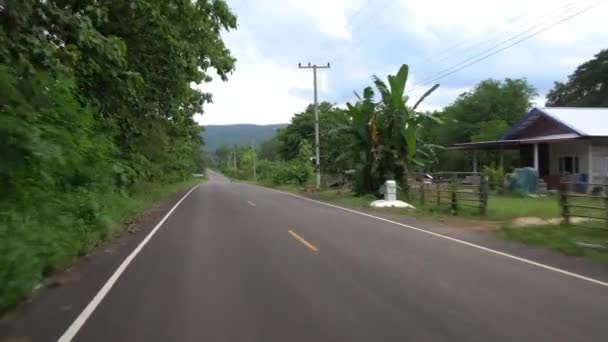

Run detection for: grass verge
[[501, 224, 608, 263], [0, 178, 201, 313]]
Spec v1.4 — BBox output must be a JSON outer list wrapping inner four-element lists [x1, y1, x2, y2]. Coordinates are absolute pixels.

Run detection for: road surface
[[60, 172, 608, 341]]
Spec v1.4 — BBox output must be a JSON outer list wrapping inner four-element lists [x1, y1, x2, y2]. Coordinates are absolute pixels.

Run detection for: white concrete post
[[533, 143, 539, 172], [385, 180, 397, 202]]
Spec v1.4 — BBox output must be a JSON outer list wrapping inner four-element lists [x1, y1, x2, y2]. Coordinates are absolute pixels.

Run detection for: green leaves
[[343, 64, 442, 193], [546, 49, 608, 107], [412, 84, 439, 111], [1, 0, 237, 311]]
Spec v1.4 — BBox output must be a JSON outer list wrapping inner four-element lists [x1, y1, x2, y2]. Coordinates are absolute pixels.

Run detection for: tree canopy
[[1, 0, 236, 311], [424, 78, 537, 171], [546, 49, 608, 107], [276, 102, 352, 174]]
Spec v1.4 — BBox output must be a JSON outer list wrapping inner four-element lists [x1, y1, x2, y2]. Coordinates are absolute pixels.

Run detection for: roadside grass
[[487, 195, 560, 219], [302, 188, 561, 222], [501, 224, 608, 263], [0, 178, 201, 313]]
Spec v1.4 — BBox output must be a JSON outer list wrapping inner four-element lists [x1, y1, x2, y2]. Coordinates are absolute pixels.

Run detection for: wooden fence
[[407, 172, 488, 215], [559, 181, 608, 229]]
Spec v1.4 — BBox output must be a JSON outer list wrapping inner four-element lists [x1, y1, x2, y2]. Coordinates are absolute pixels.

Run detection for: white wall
[[548, 140, 590, 175], [591, 138, 608, 184]]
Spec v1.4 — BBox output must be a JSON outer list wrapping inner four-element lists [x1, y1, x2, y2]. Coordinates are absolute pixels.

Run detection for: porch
[[451, 136, 600, 191], [450, 107, 608, 192]]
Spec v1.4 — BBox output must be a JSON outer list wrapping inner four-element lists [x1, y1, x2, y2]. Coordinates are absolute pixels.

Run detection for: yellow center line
[[247, 200, 256, 207], [288, 229, 319, 253]]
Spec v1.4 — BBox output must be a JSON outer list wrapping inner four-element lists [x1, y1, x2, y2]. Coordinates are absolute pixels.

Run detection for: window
[[558, 156, 579, 174]]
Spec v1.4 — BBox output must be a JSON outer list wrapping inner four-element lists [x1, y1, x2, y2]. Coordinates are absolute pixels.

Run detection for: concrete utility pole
[[298, 62, 330, 189], [233, 149, 237, 173], [251, 140, 257, 181]]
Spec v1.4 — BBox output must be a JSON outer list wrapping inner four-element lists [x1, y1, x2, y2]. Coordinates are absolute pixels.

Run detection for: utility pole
[[298, 62, 330, 189], [251, 140, 257, 181], [233, 148, 237, 174]]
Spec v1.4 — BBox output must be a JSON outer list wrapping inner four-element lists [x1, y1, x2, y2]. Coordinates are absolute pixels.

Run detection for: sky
[[195, 0, 608, 125]]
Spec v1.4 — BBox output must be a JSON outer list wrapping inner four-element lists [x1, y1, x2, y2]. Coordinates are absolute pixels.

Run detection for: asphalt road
[[62, 172, 608, 341]]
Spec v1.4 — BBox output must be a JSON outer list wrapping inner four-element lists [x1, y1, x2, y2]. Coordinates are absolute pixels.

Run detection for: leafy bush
[[0, 0, 236, 312], [270, 161, 313, 186], [483, 165, 505, 193]]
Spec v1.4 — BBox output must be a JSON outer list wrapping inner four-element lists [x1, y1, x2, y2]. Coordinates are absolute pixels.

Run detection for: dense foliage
[[215, 51, 605, 199], [424, 79, 537, 171], [547, 49, 608, 107], [219, 65, 441, 194], [339, 65, 440, 193], [0, 0, 235, 311], [276, 102, 352, 174]]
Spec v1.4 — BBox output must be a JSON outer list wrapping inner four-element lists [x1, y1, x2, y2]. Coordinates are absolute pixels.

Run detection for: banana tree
[[371, 64, 440, 187], [335, 86, 380, 194]]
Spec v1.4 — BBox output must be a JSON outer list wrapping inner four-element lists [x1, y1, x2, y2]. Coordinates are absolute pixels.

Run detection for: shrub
[[270, 161, 312, 186], [483, 165, 505, 193]]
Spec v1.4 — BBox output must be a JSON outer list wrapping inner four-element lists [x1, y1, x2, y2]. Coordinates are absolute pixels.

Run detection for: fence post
[[559, 182, 570, 225], [450, 175, 458, 215], [604, 195, 608, 229], [480, 175, 488, 215], [436, 181, 440, 207], [420, 181, 425, 205]]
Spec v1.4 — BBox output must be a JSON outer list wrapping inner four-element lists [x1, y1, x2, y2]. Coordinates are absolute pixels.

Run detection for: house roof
[[502, 107, 608, 139], [450, 134, 582, 150], [450, 106, 608, 151], [539, 107, 608, 136]]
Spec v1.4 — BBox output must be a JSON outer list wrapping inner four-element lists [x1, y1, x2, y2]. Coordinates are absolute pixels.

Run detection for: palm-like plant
[[339, 64, 441, 194]]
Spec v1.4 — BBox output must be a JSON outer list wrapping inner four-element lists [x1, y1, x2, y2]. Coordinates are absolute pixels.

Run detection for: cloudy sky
[[196, 0, 608, 125]]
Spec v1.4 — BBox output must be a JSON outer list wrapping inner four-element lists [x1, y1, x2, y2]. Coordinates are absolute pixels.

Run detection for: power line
[[424, 0, 605, 85], [424, 0, 576, 68], [419, 0, 591, 84]]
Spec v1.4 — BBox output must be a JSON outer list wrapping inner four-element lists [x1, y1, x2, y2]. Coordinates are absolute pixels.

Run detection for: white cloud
[[288, 0, 364, 40], [395, 0, 607, 80], [195, 30, 311, 125], [198, 0, 608, 124]]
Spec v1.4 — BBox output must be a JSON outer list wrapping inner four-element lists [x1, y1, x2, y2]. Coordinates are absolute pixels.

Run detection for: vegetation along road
[[4, 171, 605, 341], [4, 1, 608, 341]]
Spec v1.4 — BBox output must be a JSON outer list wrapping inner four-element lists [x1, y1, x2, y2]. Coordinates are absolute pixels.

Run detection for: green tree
[[424, 78, 536, 171], [259, 136, 282, 161], [546, 49, 608, 107], [276, 102, 351, 173], [339, 64, 440, 194], [0, 0, 237, 311]]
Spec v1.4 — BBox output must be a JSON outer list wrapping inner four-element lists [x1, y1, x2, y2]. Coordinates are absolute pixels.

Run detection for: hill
[[202, 124, 287, 151]]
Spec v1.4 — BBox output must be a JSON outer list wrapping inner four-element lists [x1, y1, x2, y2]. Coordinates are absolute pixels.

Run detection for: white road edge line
[[262, 186, 608, 288], [58, 184, 200, 342]]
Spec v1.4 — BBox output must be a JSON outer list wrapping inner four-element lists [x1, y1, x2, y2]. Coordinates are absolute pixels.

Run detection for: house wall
[[548, 140, 590, 177], [591, 138, 608, 184]]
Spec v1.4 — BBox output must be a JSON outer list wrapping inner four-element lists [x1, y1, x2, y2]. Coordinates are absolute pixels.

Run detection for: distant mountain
[[202, 124, 287, 151]]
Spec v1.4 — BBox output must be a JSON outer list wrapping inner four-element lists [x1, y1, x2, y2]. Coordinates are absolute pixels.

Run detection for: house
[[450, 107, 608, 190]]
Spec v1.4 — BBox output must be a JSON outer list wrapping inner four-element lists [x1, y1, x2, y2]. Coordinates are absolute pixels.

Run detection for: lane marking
[[288, 229, 319, 253], [58, 185, 201, 342], [262, 187, 608, 288], [247, 200, 256, 207]]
